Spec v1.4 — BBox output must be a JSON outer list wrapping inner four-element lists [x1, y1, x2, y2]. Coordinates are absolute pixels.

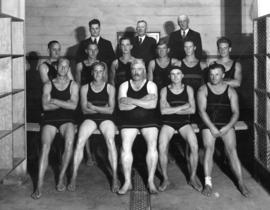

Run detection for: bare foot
[[56, 181, 66, 192], [158, 179, 171, 192], [189, 177, 203, 192], [202, 184, 212, 197], [31, 190, 42, 200], [148, 182, 158, 194], [239, 183, 250, 197], [67, 179, 76, 192], [111, 178, 120, 193], [118, 182, 132, 195]]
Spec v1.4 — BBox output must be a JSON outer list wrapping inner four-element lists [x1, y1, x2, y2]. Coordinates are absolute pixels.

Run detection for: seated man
[[118, 59, 159, 194], [32, 58, 79, 199], [68, 62, 119, 193], [197, 63, 249, 197], [158, 66, 201, 192]]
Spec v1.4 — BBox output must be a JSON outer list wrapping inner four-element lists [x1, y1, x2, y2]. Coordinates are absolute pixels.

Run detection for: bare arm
[[224, 62, 242, 88], [175, 85, 196, 114], [80, 85, 97, 114], [118, 81, 136, 110], [42, 82, 59, 110], [197, 85, 220, 137], [51, 81, 79, 110], [219, 87, 239, 136], [160, 87, 190, 115], [91, 84, 115, 114], [109, 59, 118, 86], [129, 81, 158, 109], [39, 63, 50, 84], [147, 60, 155, 81], [171, 58, 181, 67], [75, 62, 83, 86]]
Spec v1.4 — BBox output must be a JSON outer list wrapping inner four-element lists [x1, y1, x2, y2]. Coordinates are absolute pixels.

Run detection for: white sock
[[205, 176, 212, 187]]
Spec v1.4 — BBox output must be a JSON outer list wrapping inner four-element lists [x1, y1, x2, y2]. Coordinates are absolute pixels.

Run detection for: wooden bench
[[27, 121, 248, 134]]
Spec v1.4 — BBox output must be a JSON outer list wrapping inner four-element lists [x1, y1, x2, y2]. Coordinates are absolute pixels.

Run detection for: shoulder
[[170, 30, 180, 36], [146, 36, 157, 44], [160, 86, 167, 95], [119, 81, 129, 90], [111, 59, 119, 67], [148, 59, 155, 67], [107, 83, 115, 92], [197, 84, 207, 95], [189, 29, 201, 36], [234, 61, 242, 69], [186, 85, 194, 93], [100, 37, 112, 45], [71, 80, 79, 89], [147, 80, 157, 91]]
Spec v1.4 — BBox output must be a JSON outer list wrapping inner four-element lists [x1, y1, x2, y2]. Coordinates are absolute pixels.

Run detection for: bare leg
[[85, 139, 95, 166], [31, 125, 57, 199], [179, 125, 202, 192], [158, 125, 174, 191], [221, 129, 249, 197], [141, 127, 159, 194], [56, 123, 75, 192], [68, 120, 97, 191], [99, 120, 119, 192], [118, 128, 137, 195], [201, 129, 216, 197]]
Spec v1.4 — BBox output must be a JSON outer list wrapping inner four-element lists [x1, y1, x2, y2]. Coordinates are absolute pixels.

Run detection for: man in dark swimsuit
[[197, 63, 249, 197], [118, 59, 159, 194], [158, 66, 202, 192], [32, 58, 79, 199]]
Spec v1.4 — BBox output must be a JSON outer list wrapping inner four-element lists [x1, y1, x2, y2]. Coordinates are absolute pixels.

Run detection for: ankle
[[205, 176, 212, 187]]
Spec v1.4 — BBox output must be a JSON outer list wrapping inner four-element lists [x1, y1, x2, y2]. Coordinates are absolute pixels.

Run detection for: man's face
[[120, 39, 132, 54], [93, 65, 104, 81], [170, 69, 183, 84], [136, 22, 147, 36], [184, 41, 196, 56], [86, 44, 99, 59], [157, 44, 169, 58], [57, 60, 69, 76], [89, 24, 100, 37], [49, 43, 61, 59], [178, 17, 189, 30], [218, 43, 231, 57], [131, 63, 145, 81], [209, 68, 224, 85]]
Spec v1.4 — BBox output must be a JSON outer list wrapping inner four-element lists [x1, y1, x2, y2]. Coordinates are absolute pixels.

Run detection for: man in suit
[[168, 15, 202, 60], [76, 19, 115, 68], [131, 20, 157, 66]]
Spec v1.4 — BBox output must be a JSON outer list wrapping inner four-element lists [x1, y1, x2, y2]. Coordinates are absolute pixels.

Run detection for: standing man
[[131, 20, 157, 66], [76, 19, 115, 68], [215, 37, 242, 88], [168, 15, 202, 60], [197, 63, 249, 197], [32, 58, 79, 199], [118, 59, 159, 194]]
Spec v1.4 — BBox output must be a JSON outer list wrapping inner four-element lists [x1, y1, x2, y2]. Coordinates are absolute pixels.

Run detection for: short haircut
[[119, 36, 132, 45], [184, 38, 195, 46], [137, 20, 147, 26], [169, 66, 183, 73], [91, 61, 108, 82], [156, 39, 168, 47], [89, 19, 100, 27], [48, 40, 60, 49], [131, 59, 147, 79], [208, 62, 225, 73], [217, 37, 232, 48], [86, 42, 98, 50]]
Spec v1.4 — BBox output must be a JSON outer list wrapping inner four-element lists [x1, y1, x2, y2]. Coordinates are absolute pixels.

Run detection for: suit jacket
[[76, 37, 115, 67], [131, 36, 157, 66], [168, 29, 202, 60]]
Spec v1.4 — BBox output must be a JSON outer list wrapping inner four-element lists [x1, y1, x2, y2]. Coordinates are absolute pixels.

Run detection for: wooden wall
[[25, 0, 256, 58]]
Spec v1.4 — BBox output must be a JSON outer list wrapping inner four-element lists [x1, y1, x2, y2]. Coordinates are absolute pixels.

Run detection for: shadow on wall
[[159, 20, 175, 44], [26, 51, 42, 123], [115, 26, 136, 58], [65, 26, 87, 76]]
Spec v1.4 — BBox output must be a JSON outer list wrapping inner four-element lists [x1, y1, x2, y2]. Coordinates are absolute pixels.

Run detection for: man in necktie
[[168, 14, 202, 60], [131, 20, 157, 66], [76, 19, 115, 67]]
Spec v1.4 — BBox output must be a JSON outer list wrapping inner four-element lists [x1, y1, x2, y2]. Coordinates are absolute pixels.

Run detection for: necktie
[[182, 30, 186, 39], [139, 37, 142, 44], [93, 38, 97, 44]]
